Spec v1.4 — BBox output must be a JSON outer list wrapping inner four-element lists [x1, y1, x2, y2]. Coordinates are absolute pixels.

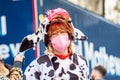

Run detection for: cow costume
[[19, 8, 89, 80]]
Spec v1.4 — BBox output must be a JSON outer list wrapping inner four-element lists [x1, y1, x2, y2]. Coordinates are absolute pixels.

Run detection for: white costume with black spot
[[23, 53, 89, 80]]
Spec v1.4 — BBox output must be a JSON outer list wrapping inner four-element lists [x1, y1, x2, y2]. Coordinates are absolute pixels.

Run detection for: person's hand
[[14, 53, 24, 62]]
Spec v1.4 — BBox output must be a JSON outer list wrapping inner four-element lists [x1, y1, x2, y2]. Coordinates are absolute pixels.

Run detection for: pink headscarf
[[46, 8, 70, 21]]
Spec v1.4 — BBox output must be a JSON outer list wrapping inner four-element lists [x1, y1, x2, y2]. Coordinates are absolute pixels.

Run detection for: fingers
[[14, 53, 25, 62]]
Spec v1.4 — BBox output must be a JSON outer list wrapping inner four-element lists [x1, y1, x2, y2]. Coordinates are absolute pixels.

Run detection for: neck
[[54, 48, 68, 56], [54, 49, 71, 59]]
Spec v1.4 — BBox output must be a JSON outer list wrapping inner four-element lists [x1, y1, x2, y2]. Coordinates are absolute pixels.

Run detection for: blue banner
[[0, 0, 35, 71]]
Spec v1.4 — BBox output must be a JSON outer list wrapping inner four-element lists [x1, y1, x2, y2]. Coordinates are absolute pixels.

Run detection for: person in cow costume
[[20, 8, 89, 80]]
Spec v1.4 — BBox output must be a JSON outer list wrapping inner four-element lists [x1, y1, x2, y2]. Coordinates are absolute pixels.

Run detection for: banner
[[36, 0, 120, 80], [0, 0, 35, 71]]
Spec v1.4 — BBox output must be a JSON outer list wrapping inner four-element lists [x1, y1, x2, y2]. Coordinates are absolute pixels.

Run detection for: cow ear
[[74, 28, 88, 40], [19, 37, 34, 52]]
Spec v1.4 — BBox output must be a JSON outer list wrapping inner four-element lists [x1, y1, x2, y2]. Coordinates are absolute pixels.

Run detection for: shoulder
[[73, 53, 88, 66], [24, 55, 54, 79], [26, 55, 49, 65], [24, 56, 48, 74], [37, 55, 50, 62], [73, 53, 87, 61], [77, 54, 87, 61], [26, 54, 52, 68]]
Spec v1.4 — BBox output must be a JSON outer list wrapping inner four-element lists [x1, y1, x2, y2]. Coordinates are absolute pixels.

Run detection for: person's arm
[[84, 60, 90, 80], [10, 53, 24, 80], [78, 55, 90, 80], [13, 53, 24, 68], [23, 59, 41, 80]]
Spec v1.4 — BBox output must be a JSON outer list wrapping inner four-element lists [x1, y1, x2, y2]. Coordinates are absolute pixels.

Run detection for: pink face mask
[[50, 34, 70, 53]]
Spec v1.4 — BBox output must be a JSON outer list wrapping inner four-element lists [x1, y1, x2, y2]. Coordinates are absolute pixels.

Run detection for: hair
[[94, 65, 106, 77]]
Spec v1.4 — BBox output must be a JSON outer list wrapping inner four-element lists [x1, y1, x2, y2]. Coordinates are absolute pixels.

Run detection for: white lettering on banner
[[74, 40, 120, 76], [0, 16, 7, 36], [0, 44, 10, 59], [0, 43, 24, 59], [84, 41, 120, 76], [9, 43, 20, 57], [74, 40, 83, 56], [40, 0, 43, 7]]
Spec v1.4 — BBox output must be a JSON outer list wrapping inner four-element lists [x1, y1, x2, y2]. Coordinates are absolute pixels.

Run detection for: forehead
[[92, 70, 103, 77], [48, 23, 67, 32]]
